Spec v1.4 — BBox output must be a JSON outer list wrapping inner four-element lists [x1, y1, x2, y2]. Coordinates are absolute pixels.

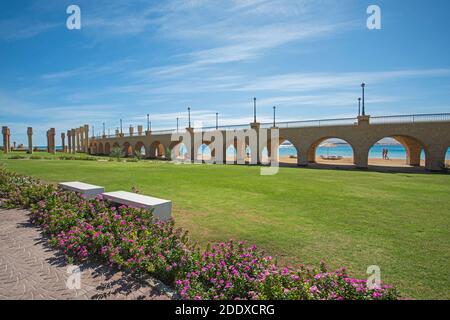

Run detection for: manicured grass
[[1, 153, 449, 299]]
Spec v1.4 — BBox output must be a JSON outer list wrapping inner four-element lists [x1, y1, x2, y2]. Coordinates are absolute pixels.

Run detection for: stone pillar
[[138, 125, 143, 136], [2, 126, 11, 154], [67, 130, 72, 153], [129, 126, 134, 137], [115, 129, 120, 137], [84, 125, 89, 153], [186, 127, 195, 162], [353, 144, 369, 169], [61, 132, 66, 153], [250, 122, 261, 164], [222, 139, 228, 164], [27, 127, 33, 154], [71, 129, 76, 154], [76, 128, 80, 152], [46, 129, 50, 153], [79, 127, 84, 152], [48, 128, 56, 154]]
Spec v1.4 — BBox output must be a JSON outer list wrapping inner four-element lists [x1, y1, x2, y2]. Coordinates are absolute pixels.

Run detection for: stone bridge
[[88, 114, 450, 171]]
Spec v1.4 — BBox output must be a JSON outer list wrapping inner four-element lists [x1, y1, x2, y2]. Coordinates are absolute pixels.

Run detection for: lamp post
[[120, 119, 123, 134], [361, 83, 366, 116], [176, 117, 179, 132], [253, 97, 257, 123], [273, 106, 276, 127], [147, 114, 150, 131], [358, 98, 361, 116], [102, 122, 105, 136], [188, 107, 191, 128], [216, 112, 219, 130]]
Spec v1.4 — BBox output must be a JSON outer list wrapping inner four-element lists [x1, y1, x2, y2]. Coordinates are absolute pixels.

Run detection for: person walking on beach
[[385, 148, 390, 160], [382, 148, 386, 160]]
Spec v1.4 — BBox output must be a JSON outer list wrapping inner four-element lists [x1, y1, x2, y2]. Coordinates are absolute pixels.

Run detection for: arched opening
[[309, 138, 354, 167], [135, 141, 146, 158], [226, 144, 237, 163], [277, 139, 298, 165], [98, 142, 104, 155], [170, 142, 188, 160], [90, 142, 97, 155], [104, 142, 111, 155], [368, 136, 426, 168], [150, 141, 166, 159], [197, 144, 211, 162], [122, 142, 132, 157]]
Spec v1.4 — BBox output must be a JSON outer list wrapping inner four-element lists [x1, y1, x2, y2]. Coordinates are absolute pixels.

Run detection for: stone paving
[[0, 208, 172, 300]]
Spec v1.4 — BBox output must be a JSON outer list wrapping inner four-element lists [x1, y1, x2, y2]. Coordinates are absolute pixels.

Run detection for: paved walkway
[[0, 208, 172, 300]]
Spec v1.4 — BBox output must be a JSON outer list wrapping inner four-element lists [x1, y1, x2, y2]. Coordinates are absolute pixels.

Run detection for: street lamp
[[188, 107, 191, 128], [177, 117, 179, 132], [253, 97, 257, 123], [120, 119, 123, 134], [147, 114, 150, 131], [361, 83, 366, 116], [102, 122, 105, 136], [273, 106, 276, 127], [216, 112, 219, 130]]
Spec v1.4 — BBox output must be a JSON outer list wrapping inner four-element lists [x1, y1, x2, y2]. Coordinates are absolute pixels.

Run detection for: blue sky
[[1, 0, 450, 145]]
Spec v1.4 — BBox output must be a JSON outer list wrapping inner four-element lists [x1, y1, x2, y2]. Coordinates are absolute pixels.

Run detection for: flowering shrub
[[0, 168, 399, 300], [176, 241, 398, 300]]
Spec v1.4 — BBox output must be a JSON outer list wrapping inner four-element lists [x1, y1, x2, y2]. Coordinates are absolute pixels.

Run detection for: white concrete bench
[[102, 191, 172, 222], [58, 181, 105, 199]]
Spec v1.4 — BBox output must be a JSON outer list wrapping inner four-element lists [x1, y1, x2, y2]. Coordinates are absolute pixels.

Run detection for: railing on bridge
[[261, 117, 358, 129], [370, 113, 450, 125], [92, 113, 450, 140]]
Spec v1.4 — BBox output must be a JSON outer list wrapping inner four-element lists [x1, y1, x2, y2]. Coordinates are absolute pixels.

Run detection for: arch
[[122, 142, 132, 157], [134, 141, 147, 158], [226, 144, 237, 163], [89, 141, 97, 155], [150, 141, 166, 159], [104, 142, 111, 155], [98, 142, 104, 155], [170, 142, 188, 160], [308, 137, 354, 166], [367, 135, 427, 168], [197, 143, 211, 162], [277, 138, 299, 165]]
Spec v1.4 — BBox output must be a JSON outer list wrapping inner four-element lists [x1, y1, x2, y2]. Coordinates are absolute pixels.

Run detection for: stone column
[[71, 129, 76, 154], [250, 122, 261, 164], [49, 128, 56, 154], [67, 130, 72, 153], [138, 125, 143, 136], [115, 129, 120, 137], [76, 128, 80, 152], [186, 127, 195, 162], [84, 125, 89, 153], [129, 126, 134, 137], [61, 132, 66, 153], [2, 126, 11, 154], [78, 127, 84, 152], [27, 127, 33, 154], [46, 130, 50, 153]]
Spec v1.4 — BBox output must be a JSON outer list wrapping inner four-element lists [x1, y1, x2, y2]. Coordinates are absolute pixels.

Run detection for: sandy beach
[[190, 154, 450, 168]]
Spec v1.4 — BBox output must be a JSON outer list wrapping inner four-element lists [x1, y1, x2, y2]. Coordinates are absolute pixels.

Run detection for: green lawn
[[1, 152, 449, 299]]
